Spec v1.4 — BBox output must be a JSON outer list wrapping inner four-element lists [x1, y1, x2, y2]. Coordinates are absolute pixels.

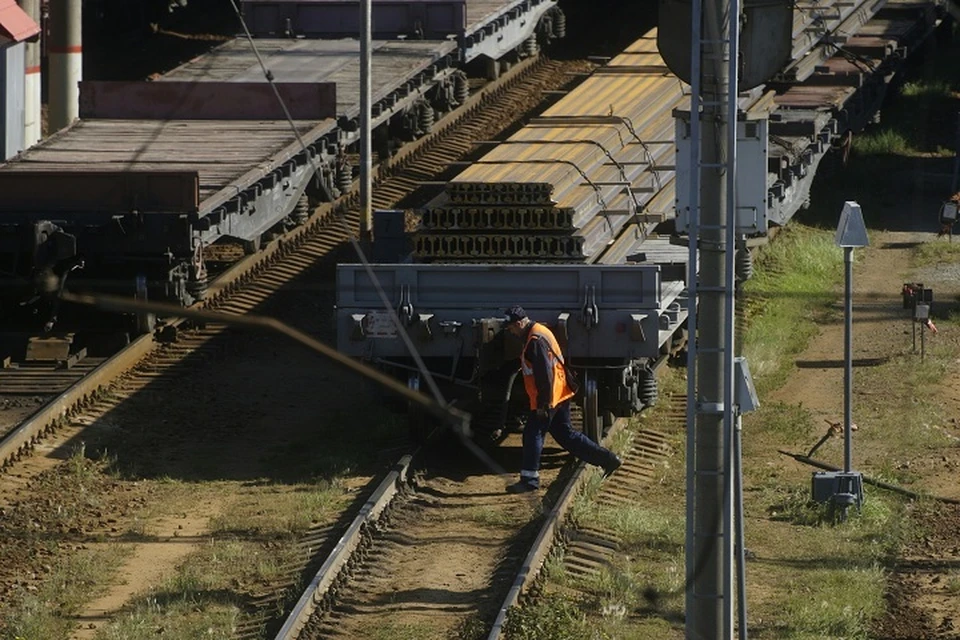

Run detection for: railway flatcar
[[0, 0, 564, 326], [336, 32, 691, 441]]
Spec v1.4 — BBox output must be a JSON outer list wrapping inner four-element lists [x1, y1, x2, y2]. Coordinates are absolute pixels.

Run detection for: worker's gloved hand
[[536, 407, 550, 420]]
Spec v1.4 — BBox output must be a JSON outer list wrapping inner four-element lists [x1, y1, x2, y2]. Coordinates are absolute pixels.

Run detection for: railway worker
[[503, 305, 622, 494]]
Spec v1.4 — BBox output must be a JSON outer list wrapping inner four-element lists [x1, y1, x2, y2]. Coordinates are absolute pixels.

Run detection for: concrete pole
[[689, 0, 733, 636], [48, 0, 82, 132], [21, 0, 41, 145], [360, 0, 373, 240]]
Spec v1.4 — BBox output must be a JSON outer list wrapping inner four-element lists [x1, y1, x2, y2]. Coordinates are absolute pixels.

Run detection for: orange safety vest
[[521, 323, 576, 410]]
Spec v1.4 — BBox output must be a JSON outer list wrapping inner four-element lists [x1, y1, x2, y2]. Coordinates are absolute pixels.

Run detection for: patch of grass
[[0, 546, 130, 640], [778, 566, 886, 639], [461, 505, 523, 528], [542, 552, 570, 586], [95, 596, 240, 640], [852, 71, 960, 157], [594, 504, 684, 552], [900, 79, 955, 99], [852, 129, 912, 156], [191, 538, 299, 587], [752, 401, 817, 446], [946, 571, 960, 596], [92, 538, 297, 640], [913, 240, 960, 267], [742, 224, 843, 393], [503, 593, 596, 640], [764, 485, 828, 526], [855, 351, 957, 469], [456, 614, 489, 640], [590, 549, 684, 612], [210, 481, 349, 537]]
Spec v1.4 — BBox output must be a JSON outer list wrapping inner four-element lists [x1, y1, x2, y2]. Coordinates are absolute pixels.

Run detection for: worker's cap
[[504, 305, 527, 323]]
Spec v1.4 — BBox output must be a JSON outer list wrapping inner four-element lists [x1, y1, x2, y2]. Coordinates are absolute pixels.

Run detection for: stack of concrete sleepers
[[415, 29, 688, 263]]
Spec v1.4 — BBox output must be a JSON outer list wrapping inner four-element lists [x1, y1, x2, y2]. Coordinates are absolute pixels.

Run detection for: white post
[[48, 0, 82, 132], [360, 0, 372, 240], [22, 0, 41, 145]]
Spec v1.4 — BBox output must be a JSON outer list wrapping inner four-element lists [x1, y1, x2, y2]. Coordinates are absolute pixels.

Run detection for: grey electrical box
[[675, 115, 769, 235], [811, 471, 863, 507]]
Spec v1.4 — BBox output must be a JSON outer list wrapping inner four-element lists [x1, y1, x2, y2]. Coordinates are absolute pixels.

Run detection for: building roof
[[0, 0, 40, 44]]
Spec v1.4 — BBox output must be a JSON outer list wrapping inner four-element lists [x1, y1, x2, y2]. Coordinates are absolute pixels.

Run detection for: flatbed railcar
[[335, 0, 947, 439], [336, 31, 692, 440], [0, 0, 564, 323]]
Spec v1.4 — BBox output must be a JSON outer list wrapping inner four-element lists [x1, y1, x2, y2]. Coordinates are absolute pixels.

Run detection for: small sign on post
[[938, 200, 958, 241], [904, 285, 934, 354]]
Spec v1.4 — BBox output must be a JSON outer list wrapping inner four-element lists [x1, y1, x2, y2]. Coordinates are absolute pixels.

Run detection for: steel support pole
[[684, 0, 703, 630], [22, 0, 41, 145], [360, 0, 373, 240], [723, 0, 740, 634], [843, 246, 853, 473], [690, 0, 733, 634], [48, 0, 82, 132]]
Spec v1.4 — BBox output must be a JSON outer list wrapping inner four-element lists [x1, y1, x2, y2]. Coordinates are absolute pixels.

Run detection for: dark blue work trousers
[[520, 400, 613, 487]]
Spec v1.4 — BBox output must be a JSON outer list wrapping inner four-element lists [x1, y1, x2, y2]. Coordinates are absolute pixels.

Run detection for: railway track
[[265, 376, 682, 639]]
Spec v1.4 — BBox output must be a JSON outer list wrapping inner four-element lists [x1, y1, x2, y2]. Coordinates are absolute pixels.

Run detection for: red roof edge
[[0, 0, 41, 44]]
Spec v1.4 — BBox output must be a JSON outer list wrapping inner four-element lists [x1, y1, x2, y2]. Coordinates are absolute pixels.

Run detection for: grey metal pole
[[22, 0, 41, 145], [684, 0, 703, 629], [843, 246, 853, 474], [723, 0, 740, 633], [735, 413, 748, 640], [690, 0, 732, 634], [360, 0, 373, 240], [48, 0, 82, 132]]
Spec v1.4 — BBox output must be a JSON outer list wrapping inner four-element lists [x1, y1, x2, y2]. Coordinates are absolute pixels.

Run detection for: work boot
[[602, 453, 622, 479], [506, 479, 539, 494]]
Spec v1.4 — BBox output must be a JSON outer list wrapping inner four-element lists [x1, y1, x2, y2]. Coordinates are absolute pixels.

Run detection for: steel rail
[[0, 332, 157, 468], [274, 454, 415, 640]]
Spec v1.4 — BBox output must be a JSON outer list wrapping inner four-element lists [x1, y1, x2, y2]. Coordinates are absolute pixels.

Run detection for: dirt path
[[767, 217, 960, 638], [768, 230, 922, 429], [72, 504, 224, 639]]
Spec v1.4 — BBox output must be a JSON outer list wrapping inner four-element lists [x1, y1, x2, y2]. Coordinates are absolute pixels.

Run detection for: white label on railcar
[[363, 311, 399, 338]]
